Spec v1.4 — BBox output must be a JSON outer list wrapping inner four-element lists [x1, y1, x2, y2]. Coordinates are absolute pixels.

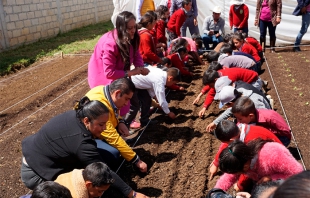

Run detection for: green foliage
[[0, 21, 113, 75]]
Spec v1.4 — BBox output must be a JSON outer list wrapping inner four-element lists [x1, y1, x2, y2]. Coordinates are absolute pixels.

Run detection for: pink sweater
[[214, 142, 303, 191], [88, 29, 144, 88]]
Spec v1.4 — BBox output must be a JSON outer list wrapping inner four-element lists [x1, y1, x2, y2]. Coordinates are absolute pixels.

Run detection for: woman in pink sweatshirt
[[214, 139, 303, 191], [88, 11, 149, 115]]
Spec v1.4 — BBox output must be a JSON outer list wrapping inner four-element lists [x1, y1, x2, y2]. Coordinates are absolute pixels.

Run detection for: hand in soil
[[209, 163, 218, 180], [135, 192, 149, 198], [206, 122, 216, 133], [136, 160, 148, 172], [236, 192, 251, 198], [168, 112, 176, 119], [118, 122, 130, 137], [198, 107, 207, 118]]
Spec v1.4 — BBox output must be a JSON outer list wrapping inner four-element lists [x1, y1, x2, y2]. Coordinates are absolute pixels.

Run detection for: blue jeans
[[202, 34, 223, 50], [277, 136, 291, 147], [233, 27, 249, 35], [95, 139, 121, 170], [295, 12, 310, 46], [259, 20, 276, 38], [181, 16, 199, 37]]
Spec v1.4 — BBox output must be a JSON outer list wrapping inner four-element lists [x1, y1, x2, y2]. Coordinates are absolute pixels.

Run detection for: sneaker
[[130, 120, 141, 129], [141, 119, 158, 128], [293, 47, 301, 52]]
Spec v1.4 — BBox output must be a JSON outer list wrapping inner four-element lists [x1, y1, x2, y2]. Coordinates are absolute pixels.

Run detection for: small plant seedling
[[293, 86, 297, 90], [281, 60, 284, 62], [286, 68, 291, 72], [278, 56, 282, 58], [299, 93, 303, 96], [306, 102, 309, 105], [288, 74, 292, 77], [302, 56, 306, 59], [291, 79, 295, 82], [306, 60, 309, 62]]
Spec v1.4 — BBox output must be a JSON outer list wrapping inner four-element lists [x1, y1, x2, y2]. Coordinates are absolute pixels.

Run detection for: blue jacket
[[293, 0, 310, 16]]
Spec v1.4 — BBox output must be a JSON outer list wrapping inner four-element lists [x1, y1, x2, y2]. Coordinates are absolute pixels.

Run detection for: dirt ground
[[0, 47, 309, 198]]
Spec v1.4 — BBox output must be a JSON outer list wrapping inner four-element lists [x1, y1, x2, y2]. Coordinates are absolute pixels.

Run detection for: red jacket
[[202, 68, 258, 108], [229, 4, 249, 28], [139, 28, 161, 64], [167, 8, 186, 37], [167, 53, 191, 76], [240, 42, 261, 62], [245, 37, 262, 52], [156, 19, 167, 44]]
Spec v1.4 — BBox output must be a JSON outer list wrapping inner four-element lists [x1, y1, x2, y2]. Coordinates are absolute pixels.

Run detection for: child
[[209, 120, 282, 181], [219, 43, 259, 72], [242, 33, 264, 61], [205, 84, 271, 133], [167, 47, 193, 76], [232, 33, 262, 72], [125, 67, 179, 127], [214, 139, 303, 191], [138, 13, 163, 66], [231, 96, 292, 146], [155, 5, 170, 50], [167, 0, 192, 40], [229, 0, 249, 35], [194, 66, 263, 118]]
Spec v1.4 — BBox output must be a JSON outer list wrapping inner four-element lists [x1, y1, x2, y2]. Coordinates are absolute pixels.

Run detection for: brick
[[46, 16, 52, 23], [5, 6, 13, 14], [21, 28, 30, 35], [37, 3, 43, 10], [25, 0, 33, 4], [18, 35, 27, 43], [10, 14, 19, 22], [31, 18, 39, 25], [27, 12, 35, 18], [35, 11, 42, 18], [18, 12, 27, 20], [22, 5, 30, 12], [29, 26, 37, 33], [18, 0, 25, 5], [26, 34, 34, 41], [42, 10, 47, 17], [29, 4, 37, 11], [39, 17, 45, 24], [33, 32, 41, 40], [15, 21, 24, 29], [13, 5, 22, 13], [7, 30, 13, 38], [12, 29, 21, 37], [24, 19, 31, 27], [32, 0, 40, 3], [10, 38, 19, 46], [6, 22, 16, 30], [36, 25, 42, 32]]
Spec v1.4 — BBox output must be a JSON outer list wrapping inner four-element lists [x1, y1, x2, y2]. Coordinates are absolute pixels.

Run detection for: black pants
[[125, 89, 151, 125]]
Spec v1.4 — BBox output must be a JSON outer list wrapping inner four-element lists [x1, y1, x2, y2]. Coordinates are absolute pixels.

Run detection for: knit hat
[[214, 76, 233, 100], [218, 86, 237, 108], [230, 0, 245, 5]]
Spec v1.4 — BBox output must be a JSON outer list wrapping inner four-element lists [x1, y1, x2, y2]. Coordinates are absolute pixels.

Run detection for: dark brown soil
[[0, 47, 309, 198]]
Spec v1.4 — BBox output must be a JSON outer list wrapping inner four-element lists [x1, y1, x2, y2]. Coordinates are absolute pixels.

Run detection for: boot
[[260, 37, 266, 52], [270, 37, 276, 53]]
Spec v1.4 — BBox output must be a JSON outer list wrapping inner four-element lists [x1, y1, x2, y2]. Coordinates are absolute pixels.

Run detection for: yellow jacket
[[141, 0, 155, 16], [85, 86, 137, 162]]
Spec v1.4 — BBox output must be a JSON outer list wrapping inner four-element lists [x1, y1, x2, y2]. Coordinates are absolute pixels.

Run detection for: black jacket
[[293, 0, 310, 16]]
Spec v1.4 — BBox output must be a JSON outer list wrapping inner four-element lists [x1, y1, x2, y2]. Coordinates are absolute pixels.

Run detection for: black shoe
[[141, 119, 158, 127], [258, 69, 265, 75], [294, 47, 301, 52]]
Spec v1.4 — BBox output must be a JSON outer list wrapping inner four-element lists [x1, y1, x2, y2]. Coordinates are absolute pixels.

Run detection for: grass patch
[[0, 20, 114, 76]]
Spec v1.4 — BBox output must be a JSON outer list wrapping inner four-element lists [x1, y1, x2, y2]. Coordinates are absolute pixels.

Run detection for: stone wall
[[0, 0, 113, 51]]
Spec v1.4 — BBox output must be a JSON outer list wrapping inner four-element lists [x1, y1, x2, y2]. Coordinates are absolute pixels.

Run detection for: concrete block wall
[[0, 0, 114, 51]]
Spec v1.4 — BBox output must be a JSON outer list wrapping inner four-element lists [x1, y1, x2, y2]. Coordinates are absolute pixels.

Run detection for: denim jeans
[[95, 139, 121, 170], [259, 20, 276, 38], [233, 27, 249, 35], [202, 34, 224, 50], [181, 16, 200, 37], [295, 12, 310, 46]]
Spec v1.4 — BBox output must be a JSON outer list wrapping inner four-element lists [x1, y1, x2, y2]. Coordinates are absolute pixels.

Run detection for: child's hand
[[198, 107, 207, 118], [168, 112, 176, 119], [192, 95, 201, 105], [206, 122, 216, 133], [179, 86, 185, 91], [209, 163, 218, 180]]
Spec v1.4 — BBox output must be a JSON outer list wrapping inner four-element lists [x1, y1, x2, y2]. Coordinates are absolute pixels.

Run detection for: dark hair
[[192, 33, 202, 41], [214, 120, 240, 142], [177, 46, 188, 54], [219, 139, 268, 174], [251, 180, 282, 198], [208, 61, 223, 71], [32, 181, 72, 198], [223, 33, 233, 43], [202, 69, 219, 85], [167, 67, 181, 81], [146, 10, 157, 21], [75, 97, 109, 121], [206, 50, 220, 63], [170, 38, 188, 54], [82, 162, 115, 187], [231, 96, 256, 116], [220, 43, 233, 54], [109, 77, 136, 96], [182, 0, 192, 7], [195, 39, 203, 49], [162, 57, 171, 65], [137, 12, 155, 29], [232, 32, 245, 42], [272, 171, 310, 198], [156, 5, 169, 20], [114, 11, 139, 70]]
